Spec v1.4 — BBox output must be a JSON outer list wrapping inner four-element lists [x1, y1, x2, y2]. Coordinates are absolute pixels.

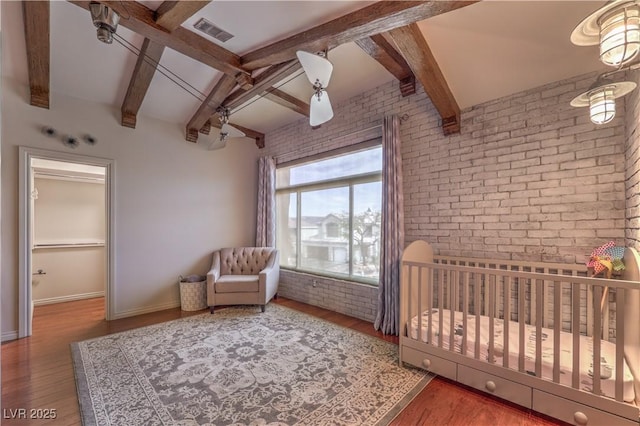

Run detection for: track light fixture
[[89, 2, 120, 44]]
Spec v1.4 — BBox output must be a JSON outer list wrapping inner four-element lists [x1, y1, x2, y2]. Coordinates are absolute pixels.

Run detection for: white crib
[[399, 240, 640, 425]]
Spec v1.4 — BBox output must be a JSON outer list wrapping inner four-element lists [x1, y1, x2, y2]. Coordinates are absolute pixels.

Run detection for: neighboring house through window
[[275, 145, 382, 284]]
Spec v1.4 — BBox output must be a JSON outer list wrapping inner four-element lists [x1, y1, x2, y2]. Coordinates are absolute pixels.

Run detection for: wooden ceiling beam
[[240, 1, 477, 70], [121, 38, 166, 128], [23, 0, 50, 109], [262, 88, 310, 117], [69, 1, 248, 78], [388, 23, 460, 135], [355, 33, 415, 97], [186, 73, 237, 142], [155, 1, 210, 31], [223, 60, 302, 111]]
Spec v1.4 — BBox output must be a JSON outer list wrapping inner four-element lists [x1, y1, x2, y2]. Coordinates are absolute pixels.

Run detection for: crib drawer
[[457, 365, 532, 408], [402, 346, 456, 380], [532, 390, 637, 426]]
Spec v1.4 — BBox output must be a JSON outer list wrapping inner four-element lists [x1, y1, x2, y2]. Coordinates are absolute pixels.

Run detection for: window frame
[[275, 143, 382, 286]]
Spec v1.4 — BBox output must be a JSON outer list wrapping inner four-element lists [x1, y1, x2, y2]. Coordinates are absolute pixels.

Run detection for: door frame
[[18, 146, 115, 337]]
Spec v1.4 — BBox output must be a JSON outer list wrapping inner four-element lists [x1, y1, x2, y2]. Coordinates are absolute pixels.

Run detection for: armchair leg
[[261, 305, 266, 313], [273, 293, 278, 300], [209, 306, 215, 314]]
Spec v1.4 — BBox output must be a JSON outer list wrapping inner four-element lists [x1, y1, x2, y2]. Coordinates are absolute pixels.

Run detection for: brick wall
[[625, 70, 640, 250], [264, 72, 628, 321]]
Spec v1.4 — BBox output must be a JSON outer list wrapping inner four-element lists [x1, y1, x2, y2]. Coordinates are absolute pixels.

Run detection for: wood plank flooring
[[1, 297, 563, 425]]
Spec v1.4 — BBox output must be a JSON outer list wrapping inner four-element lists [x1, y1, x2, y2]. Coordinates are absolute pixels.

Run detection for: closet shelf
[[33, 242, 105, 250]]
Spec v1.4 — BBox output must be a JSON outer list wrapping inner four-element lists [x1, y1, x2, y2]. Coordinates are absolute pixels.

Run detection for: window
[[275, 145, 382, 284]]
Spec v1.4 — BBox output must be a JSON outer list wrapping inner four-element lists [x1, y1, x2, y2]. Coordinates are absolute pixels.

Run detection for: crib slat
[[530, 277, 537, 326], [616, 288, 625, 402], [417, 266, 422, 342], [428, 267, 433, 346], [402, 265, 412, 338], [593, 285, 602, 397], [572, 283, 580, 389], [489, 274, 495, 364], [587, 283, 594, 337], [553, 280, 561, 384], [438, 268, 444, 349], [603, 286, 609, 335], [535, 278, 543, 377], [449, 270, 456, 352], [519, 277, 525, 373], [463, 271, 469, 356], [504, 276, 511, 369], [475, 273, 481, 359]]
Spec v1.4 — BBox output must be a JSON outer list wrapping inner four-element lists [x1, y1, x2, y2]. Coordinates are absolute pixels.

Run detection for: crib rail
[[433, 254, 608, 338], [402, 259, 637, 403]]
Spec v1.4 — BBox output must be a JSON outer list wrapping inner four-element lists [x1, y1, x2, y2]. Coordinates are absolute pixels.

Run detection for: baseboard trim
[[2, 331, 18, 342], [112, 300, 181, 320], [33, 291, 104, 306]]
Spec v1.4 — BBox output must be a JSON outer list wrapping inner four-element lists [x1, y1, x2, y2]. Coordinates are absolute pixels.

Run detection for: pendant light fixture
[[570, 77, 636, 124], [571, 0, 640, 67], [570, 1, 640, 124]]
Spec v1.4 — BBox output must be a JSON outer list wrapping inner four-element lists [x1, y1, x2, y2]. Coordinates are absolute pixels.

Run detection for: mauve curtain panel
[[256, 156, 276, 247], [375, 115, 405, 335]]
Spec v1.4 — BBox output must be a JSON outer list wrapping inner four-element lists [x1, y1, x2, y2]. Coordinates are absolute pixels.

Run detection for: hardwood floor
[[1, 297, 562, 425]]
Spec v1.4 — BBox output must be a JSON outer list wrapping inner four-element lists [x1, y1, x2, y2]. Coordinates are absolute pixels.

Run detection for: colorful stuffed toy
[[586, 241, 625, 278]]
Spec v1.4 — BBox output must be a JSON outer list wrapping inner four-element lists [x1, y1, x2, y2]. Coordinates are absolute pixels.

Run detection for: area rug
[[71, 304, 432, 425]]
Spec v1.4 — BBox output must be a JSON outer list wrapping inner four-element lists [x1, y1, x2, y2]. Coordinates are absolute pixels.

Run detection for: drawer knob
[[422, 359, 431, 369], [485, 380, 496, 392], [573, 411, 588, 425]]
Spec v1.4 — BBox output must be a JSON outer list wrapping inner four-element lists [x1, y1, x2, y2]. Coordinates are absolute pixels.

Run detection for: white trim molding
[[18, 147, 116, 338], [33, 291, 105, 306], [112, 300, 182, 320], [1, 331, 18, 342]]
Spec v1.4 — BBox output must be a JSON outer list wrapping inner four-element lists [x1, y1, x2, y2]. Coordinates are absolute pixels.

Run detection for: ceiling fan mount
[[89, 2, 120, 44]]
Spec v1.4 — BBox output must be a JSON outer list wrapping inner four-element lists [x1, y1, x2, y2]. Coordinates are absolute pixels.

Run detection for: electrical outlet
[[312, 279, 318, 288]]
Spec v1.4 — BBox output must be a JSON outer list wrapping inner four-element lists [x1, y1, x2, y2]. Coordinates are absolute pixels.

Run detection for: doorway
[[18, 147, 115, 338]]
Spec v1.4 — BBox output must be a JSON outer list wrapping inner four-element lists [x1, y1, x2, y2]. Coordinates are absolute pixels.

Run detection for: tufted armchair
[[206, 247, 279, 313]]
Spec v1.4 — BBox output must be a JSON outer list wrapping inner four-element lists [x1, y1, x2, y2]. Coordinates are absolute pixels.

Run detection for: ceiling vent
[[193, 18, 234, 43]]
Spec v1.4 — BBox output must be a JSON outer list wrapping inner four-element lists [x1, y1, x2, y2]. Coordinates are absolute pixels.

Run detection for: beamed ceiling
[[6, 1, 606, 149]]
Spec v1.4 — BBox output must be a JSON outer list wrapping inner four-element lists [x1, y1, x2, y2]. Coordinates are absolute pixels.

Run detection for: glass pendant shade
[[570, 79, 636, 125], [588, 87, 616, 124], [309, 91, 333, 126], [599, 5, 640, 66]]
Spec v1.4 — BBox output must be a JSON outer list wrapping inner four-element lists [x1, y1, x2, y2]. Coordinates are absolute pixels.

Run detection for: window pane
[[276, 192, 296, 268], [352, 182, 382, 280], [276, 146, 382, 187], [300, 187, 349, 276]]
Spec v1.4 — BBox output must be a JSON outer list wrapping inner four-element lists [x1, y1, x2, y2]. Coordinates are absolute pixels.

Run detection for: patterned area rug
[[71, 304, 432, 425]]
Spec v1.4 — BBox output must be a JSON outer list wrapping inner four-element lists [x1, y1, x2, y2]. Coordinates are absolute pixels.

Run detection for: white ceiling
[[2, 1, 608, 136]]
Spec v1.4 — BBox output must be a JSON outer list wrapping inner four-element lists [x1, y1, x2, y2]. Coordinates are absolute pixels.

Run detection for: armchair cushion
[[215, 275, 259, 293]]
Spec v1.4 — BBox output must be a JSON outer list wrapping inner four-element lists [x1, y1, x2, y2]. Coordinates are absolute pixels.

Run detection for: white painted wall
[[34, 177, 105, 245], [32, 246, 105, 304], [32, 177, 105, 303], [1, 78, 260, 335]]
